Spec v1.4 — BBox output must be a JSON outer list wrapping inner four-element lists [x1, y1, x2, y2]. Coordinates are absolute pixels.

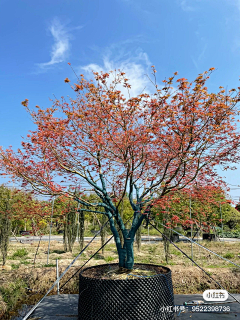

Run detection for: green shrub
[[104, 256, 115, 262], [171, 249, 181, 256], [223, 252, 234, 259], [0, 278, 26, 311], [219, 230, 240, 238], [52, 249, 65, 254], [21, 260, 31, 265], [43, 263, 56, 267], [11, 248, 28, 259]]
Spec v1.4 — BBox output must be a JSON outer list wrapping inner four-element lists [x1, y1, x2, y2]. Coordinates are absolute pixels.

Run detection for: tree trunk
[[163, 227, 171, 264], [100, 214, 108, 255], [63, 205, 77, 252], [119, 230, 124, 248], [124, 238, 134, 269], [107, 210, 145, 271], [118, 238, 135, 270], [79, 211, 85, 251], [119, 202, 124, 247], [0, 214, 11, 266], [63, 220, 68, 252], [136, 225, 142, 252]]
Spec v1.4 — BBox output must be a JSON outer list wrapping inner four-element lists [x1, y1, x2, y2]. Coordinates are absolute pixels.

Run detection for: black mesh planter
[[170, 234, 179, 243], [202, 233, 216, 241], [78, 263, 174, 320]]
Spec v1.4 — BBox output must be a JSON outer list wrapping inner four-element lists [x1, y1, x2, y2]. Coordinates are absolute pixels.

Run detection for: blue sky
[[1, 0, 240, 202]]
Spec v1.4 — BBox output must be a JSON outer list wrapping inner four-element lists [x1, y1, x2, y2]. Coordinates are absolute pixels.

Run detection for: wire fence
[[21, 213, 240, 320]]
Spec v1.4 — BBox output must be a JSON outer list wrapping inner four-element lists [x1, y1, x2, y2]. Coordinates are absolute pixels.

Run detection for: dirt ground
[[0, 239, 240, 318]]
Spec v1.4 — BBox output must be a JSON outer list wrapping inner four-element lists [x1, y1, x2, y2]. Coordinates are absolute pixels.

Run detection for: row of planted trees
[[152, 184, 240, 262], [0, 185, 54, 265], [0, 184, 135, 265], [0, 182, 239, 266], [153, 184, 240, 233]]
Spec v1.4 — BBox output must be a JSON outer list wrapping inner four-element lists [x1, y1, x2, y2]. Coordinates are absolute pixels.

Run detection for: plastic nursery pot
[[170, 234, 179, 243], [78, 263, 174, 320], [186, 231, 200, 239], [202, 233, 216, 241]]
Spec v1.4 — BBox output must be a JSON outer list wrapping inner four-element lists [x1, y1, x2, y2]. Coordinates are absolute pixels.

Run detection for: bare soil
[[81, 263, 169, 280]]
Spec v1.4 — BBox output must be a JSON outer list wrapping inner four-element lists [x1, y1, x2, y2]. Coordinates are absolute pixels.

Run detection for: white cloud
[[36, 18, 73, 71], [179, 0, 196, 12], [236, 0, 240, 11], [80, 50, 155, 98], [191, 42, 207, 70]]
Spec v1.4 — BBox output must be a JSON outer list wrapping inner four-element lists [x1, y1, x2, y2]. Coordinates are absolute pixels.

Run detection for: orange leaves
[[1, 67, 240, 224], [151, 65, 156, 71], [74, 84, 83, 92], [176, 77, 187, 83], [21, 99, 29, 107]]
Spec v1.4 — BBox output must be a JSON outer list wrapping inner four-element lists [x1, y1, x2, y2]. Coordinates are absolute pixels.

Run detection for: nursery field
[[0, 239, 240, 319]]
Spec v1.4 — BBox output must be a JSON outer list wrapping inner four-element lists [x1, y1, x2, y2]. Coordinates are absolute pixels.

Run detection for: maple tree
[[0, 186, 40, 265], [53, 194, 79, 252], [153, 184, 233, 232], [0, 185, 14, 266], [1, 67, 240, 270], [12, 193, 52, 235]]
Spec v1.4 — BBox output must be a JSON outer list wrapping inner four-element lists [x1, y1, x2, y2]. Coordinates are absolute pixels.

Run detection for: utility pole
[[76, 202, 80, 242], [189, 193, 193, 265], [220, 201, 224, 242], [56, 259, 59, 295], [47, 197, 55, 265]]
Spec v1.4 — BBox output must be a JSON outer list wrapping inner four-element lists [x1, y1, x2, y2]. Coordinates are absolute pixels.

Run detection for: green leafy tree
[[0, 186, 16, 265], [63, 201, 78, 252], [53, 195, 78, 252]]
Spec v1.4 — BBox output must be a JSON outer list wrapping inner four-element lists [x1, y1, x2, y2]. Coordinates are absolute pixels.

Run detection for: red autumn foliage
[[1, 67, 240, 269]]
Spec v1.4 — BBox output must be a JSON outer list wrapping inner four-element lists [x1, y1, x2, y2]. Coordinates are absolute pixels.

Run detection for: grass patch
[[21, 260, 32, 265], [104, 256, 115, 262], [141, 227, 160, 236], [42, 263, 56, 267], [171, 249, 181, 256], [11, 264, 20, 270], [0, 278, 26, 311], [93, 254, 104, 260], [104, 244, 116, 251], [52, 249, 65, 254], [141, 258, 151, 264], [11, 248, 28, 259], [148, 245, 157, 254], [223, 252, 234, 259], [73, 252, 86, 258]]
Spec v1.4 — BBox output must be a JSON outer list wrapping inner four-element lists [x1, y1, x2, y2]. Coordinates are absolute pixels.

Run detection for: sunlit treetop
[[2, 67, 240, 210]]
